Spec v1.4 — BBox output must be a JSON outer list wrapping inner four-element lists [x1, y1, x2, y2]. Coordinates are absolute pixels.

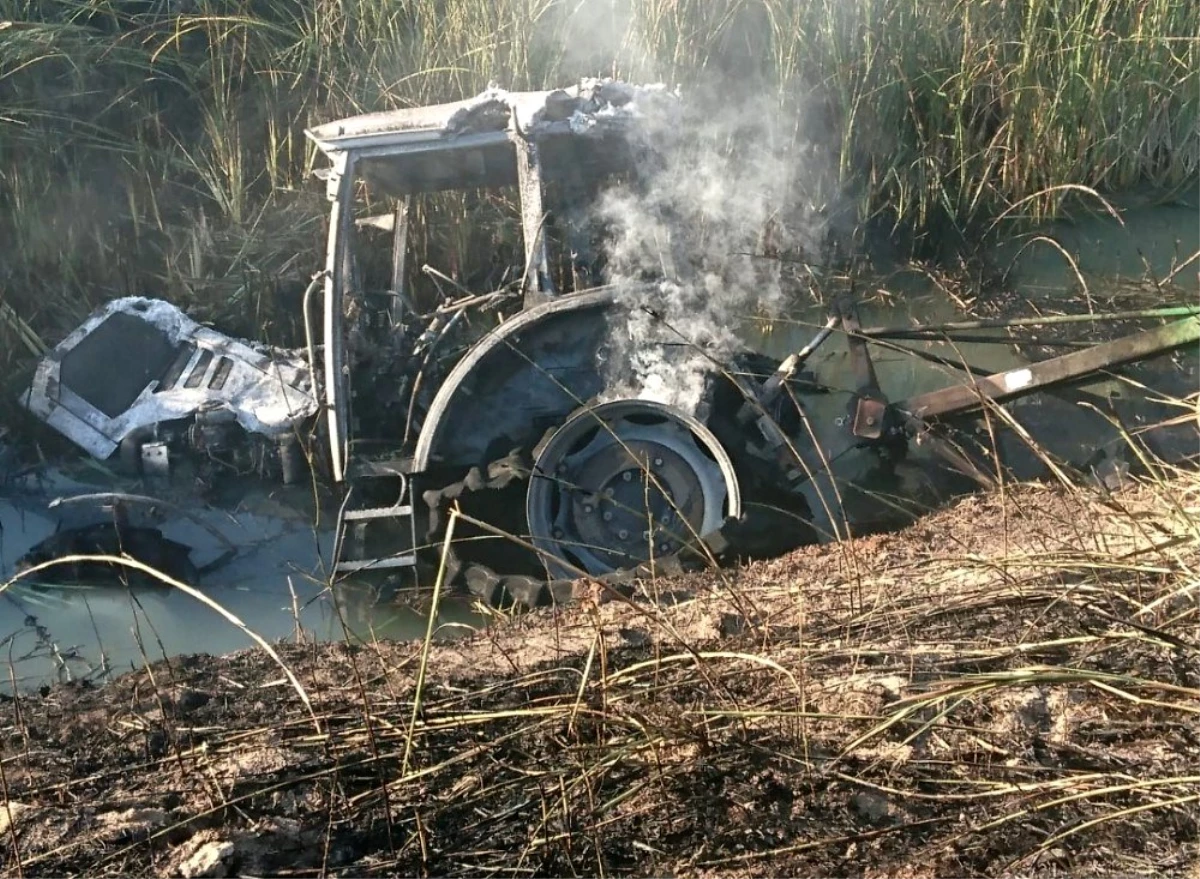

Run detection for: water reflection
[[0, 470, 482, 694]]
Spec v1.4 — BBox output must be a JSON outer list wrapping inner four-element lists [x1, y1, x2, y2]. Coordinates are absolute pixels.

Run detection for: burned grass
[[2, 476, 1199, 877]]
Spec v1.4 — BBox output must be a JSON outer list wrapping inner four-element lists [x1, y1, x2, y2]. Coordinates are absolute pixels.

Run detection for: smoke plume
[[595, 77, 845, 414]]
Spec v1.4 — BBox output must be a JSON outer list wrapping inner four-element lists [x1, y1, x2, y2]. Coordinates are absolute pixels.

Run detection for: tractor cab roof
[[304, 80, 679, 196]]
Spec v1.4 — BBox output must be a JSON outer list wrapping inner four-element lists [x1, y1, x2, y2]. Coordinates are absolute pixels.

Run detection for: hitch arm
[[899, 315, 1200, 421], [839, 299, 890, 440]]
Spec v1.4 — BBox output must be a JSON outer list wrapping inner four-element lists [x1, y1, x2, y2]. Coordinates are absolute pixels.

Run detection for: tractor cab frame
[[306, 81, 677, 482], [305, 82, 751, 598]]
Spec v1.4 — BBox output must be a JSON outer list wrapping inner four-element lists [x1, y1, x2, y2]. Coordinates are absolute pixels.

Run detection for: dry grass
[[1, 469, 1198, 876]]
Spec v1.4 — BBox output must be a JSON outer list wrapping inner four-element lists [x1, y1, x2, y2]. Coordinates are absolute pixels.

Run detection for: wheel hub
[[527, 400, 740, 579]]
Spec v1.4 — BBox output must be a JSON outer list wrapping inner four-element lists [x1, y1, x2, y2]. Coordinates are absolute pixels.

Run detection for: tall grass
[[0, 0, 1196, 390]]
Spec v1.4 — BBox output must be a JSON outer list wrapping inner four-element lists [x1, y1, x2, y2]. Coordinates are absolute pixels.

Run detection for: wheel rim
[[526, 399, 740, 579]]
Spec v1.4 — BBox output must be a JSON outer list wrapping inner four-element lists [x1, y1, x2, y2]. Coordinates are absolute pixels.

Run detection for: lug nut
[[603, 511, 613, 521], [622, 471, 633, 482], [659, 543, 670, 553], [653, 457, 663, 467], [583, 504, 594, 514], [618, 529, 629, 540]]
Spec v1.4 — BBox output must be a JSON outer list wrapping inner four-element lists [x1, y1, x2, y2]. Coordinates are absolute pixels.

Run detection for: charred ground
[[3, 475, 1199, 877]]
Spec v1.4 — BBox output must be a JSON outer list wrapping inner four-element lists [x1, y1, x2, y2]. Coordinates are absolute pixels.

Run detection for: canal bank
[[2, 473, 1198, 877]]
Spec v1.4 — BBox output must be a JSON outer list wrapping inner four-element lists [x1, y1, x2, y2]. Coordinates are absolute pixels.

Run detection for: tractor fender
[[412, 288, 619, 472]]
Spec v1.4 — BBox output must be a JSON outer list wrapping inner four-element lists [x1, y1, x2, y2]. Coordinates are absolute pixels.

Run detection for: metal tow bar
[[899, 315, 1200, 420], [747, 302, 1200, 488]]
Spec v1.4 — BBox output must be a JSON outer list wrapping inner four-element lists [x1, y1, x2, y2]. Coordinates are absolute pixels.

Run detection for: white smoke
[[555, 0, 647, 83], [595, 79, 844, 414]]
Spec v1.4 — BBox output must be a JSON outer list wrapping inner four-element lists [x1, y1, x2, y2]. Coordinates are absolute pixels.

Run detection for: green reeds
[[0, 0, 1195, 382]]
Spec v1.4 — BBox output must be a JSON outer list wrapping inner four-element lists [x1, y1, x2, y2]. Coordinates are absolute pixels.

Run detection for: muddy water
[[743, 197, 1199, 539], [2, 201, 1195, 693], [994, 195, 1200, 295], [0, 470, 483, 694]]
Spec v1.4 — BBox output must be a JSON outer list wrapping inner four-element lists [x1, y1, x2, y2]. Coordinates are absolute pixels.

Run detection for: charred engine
[[114, 405, 307, 486]]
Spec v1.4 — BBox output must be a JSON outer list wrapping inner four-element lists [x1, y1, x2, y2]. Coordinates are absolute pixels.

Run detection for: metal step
[[342, 504, 413, 521], [335, 555, 417, 572], [332, 466, 419, 578]]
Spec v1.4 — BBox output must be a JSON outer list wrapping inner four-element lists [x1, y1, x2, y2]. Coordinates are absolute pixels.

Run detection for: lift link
[[839, 298, 893, 443]]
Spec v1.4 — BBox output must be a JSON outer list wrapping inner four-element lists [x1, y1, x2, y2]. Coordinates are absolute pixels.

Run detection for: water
[[0, 468, 483, 694], [2, 201, 1196, 692], [740, 198, 1198, 538], [995, 196, 1200, 295]]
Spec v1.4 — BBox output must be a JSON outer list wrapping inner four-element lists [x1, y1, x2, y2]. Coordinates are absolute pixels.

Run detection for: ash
[[446, 78, 681, 139]]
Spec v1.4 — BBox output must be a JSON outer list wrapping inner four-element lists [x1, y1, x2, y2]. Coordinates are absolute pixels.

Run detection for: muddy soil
[[2, 476, 1199, 877]]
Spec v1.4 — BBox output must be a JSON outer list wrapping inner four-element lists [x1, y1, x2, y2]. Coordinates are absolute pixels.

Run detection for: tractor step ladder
[[333, 458, 418, 575]]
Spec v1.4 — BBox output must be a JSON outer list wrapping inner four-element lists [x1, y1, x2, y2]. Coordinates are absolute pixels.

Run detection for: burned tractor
[[21, 80, 1200, 605], [303, 81, 792, 605], [300, 80, 1200, 605]]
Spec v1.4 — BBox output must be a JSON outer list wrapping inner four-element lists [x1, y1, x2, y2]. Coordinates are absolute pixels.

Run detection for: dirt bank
[[3, 475, 1199, 877]]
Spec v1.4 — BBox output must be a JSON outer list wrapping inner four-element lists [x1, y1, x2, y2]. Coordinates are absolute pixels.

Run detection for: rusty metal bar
[[511, 132, 555, 307], [744, 314, 838, 419], [866, 330, 1096, 347], [900, 316, 1200, 420], [839, 301, 891, 440], [390, 195, 411, 323], [876, 337, 1118, 413], [322, 149, 356, 483]]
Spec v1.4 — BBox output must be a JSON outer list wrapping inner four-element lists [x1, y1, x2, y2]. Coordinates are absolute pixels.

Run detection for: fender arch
[[412, 288, 619, 472]]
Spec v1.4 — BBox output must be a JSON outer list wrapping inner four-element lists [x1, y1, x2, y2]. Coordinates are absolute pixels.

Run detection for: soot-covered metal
[[20, 297, 316, 484]]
